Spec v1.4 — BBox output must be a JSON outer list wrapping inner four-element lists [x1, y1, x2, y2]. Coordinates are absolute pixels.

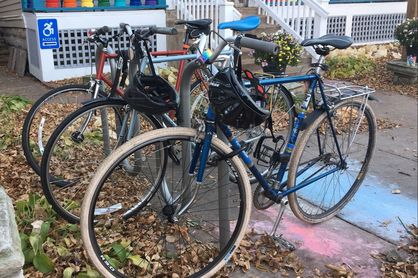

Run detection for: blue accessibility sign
[[38, 19, 60, 49]]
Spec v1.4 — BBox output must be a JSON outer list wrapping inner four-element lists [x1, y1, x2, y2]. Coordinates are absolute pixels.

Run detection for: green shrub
[[0, 95, 30, 149], [326, 55, 375, 80]]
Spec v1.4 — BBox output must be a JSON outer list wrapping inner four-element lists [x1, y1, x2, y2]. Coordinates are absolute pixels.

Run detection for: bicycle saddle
[[218, 16, 261, 32], [175, 19, 212, 29], [301, 34, 353, 49]]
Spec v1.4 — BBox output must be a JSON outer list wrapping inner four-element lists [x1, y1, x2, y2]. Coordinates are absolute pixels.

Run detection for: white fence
[[174, 0, 242, 45], [252, 0, 407, 46], [173, 0, 406, 58], [325, 2, 406, 44]]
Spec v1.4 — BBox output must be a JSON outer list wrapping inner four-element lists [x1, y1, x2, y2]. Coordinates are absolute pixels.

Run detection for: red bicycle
[[22, 20, 213, 176]]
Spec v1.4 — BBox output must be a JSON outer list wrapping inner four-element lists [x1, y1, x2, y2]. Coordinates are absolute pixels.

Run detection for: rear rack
[[324, 83, 375, 101]]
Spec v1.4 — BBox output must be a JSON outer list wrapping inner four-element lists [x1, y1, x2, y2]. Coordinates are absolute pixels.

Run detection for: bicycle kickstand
[[270, 199, 296, 251]]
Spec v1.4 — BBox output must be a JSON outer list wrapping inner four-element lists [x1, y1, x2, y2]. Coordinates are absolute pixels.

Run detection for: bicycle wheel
[[287, 99, 376, 223], [40, 98, 160, 223], [80, 127, 252, 277], [22, 84, 102, 176]]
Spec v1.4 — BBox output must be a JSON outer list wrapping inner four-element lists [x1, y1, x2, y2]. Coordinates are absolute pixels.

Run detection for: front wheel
[[80, 127, 252, 277], [287, 99, 376, 223]]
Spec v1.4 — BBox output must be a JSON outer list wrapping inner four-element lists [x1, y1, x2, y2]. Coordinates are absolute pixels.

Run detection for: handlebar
[[134, 26, 178, 40], [206, 36, 278, 64], [119, 23, 133, 37], [95, 26, 111, 36]]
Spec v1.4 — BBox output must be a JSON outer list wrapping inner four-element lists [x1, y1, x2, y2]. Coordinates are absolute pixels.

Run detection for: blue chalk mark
[[292, 158, 417, 242], [339, 174, 417, 242]]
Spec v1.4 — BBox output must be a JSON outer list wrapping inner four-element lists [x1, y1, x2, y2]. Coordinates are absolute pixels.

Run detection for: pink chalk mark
[[250, 208, 343, 257]]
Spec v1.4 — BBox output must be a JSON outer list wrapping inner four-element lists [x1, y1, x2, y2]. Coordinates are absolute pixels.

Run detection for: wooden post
[[406, 0, 417, 18]]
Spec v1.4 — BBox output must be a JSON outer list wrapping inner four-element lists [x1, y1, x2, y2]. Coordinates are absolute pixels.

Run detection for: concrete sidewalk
[[0, 65, 49, 101], [1, 66, 417, 277]]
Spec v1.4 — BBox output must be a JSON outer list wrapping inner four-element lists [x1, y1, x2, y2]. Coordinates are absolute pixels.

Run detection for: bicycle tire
[[40, 98, 161, 223], [80, 127, 252, 277], [22, 84, 101, 176], [287, 99, 376, 223]]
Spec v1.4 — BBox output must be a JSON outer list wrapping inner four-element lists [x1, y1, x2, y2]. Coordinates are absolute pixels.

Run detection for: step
[[0, 186, 24, 278], [237, 7, 259, 17]]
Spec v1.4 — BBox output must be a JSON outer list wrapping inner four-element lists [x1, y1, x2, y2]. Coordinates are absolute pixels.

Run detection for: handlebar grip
[[119, 23, 133, 37], [151, 26, 178, 35], [239, 37, 278, 55], [96, 26, 111, 36], [174, 20, 187, 25]]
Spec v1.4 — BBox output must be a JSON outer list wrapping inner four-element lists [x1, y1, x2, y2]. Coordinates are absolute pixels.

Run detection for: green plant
[[0, 95, 30, 149], [15, 193, 57, 228], [326, 55, 375, 79], [394, 17, 418, 49], [252, 32, 303, 71], [16, 193, 57, 273], [0, 95, 30, 114]]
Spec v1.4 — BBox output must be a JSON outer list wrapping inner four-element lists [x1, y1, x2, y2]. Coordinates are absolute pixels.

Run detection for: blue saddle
[[218, 16, 260, 32]]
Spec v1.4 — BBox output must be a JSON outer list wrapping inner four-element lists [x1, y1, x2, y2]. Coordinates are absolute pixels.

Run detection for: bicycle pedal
[[271, 235, 296, 252]]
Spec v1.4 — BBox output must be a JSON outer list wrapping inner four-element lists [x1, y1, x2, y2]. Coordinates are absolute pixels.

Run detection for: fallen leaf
[[392, 189, 401, 194]]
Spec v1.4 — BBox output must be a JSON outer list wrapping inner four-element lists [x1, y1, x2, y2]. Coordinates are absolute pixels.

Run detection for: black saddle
[[175, 19, 212, 36], [175, 19, 212, 29], [301, 34, 353, 49]]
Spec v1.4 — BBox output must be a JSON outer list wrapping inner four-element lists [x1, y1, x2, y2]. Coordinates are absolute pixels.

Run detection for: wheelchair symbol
[[43, 22, 54, 37]]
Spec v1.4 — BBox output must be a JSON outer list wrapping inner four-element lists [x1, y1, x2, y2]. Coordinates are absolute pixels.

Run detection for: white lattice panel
[[52, 28, 156, 69], [23, 10, 166, 81], [327, 16, 346, 36], [351, 13, 405, 43]]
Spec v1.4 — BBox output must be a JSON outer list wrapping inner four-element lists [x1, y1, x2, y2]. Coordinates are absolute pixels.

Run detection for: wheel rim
[[291, 101, 374, 220]]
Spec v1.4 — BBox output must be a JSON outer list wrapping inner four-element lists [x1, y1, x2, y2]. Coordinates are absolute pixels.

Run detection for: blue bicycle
[[80, 35, 376, 277]]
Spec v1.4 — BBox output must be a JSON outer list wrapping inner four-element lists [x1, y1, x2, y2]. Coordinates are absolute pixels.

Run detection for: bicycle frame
[[188, 71, 346, 202]]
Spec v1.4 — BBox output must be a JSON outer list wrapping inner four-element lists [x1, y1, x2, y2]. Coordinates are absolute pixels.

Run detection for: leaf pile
[[374, 224, 418, 278], [224, 231, 304, 276], [326, 44, 418, 98], [0, 96, 100, 277]]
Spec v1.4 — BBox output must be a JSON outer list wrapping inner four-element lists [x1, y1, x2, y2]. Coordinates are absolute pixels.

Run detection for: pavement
[[0, 64, 417, 277]]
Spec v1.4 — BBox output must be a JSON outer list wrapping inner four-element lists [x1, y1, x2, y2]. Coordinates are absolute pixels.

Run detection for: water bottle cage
[[254, 135, 286, 167]]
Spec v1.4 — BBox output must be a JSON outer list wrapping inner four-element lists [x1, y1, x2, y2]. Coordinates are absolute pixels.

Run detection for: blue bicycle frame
[[188, 72, 346, 202]]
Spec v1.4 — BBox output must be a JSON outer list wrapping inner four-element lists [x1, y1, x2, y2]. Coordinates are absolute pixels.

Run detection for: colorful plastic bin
[[81, 0, 94, 7], [45, 0, 60, 8], [98, 0, 111, 6], [145, 0, 157, 5], [63, 0, 77, 8], [114, 0, 126, 7]]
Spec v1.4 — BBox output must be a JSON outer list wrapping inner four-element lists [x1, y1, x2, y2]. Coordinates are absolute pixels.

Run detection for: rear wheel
[[287, 99, 376, 223], [80, 127, 252, 277]]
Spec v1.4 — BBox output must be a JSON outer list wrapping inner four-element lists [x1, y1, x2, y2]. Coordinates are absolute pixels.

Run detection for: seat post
[[315, 55, 325, 74]]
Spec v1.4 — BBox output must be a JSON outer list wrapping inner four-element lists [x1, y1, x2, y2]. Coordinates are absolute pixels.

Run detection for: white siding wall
[[0, 0, 24, 28]]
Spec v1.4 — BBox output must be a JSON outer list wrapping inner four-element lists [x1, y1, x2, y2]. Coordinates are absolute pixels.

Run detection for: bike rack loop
[[179, 60, 231, 249]]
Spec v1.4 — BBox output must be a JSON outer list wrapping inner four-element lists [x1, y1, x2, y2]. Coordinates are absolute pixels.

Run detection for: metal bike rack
[[179, 60, 230, 249]]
